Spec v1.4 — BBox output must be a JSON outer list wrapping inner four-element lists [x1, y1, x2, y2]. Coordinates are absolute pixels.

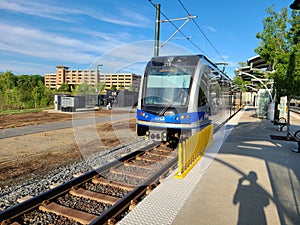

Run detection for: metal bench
[[274, 117, 288, 131], [291, 130, 300, 153]]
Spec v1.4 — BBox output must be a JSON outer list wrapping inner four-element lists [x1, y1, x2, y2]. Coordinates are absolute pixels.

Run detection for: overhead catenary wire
[[148, 0, 209, 56], [177, 0, 227, 63]]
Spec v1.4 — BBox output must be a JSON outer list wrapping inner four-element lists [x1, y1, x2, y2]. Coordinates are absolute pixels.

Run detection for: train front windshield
[[143, 67, 193, 106]]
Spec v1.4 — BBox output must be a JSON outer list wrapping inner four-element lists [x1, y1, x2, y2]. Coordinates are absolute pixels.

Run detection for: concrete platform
[[119, 106, 300, 225]]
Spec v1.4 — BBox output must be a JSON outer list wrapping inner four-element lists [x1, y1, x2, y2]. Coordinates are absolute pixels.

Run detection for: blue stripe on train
[[136, 109, 209, 124]]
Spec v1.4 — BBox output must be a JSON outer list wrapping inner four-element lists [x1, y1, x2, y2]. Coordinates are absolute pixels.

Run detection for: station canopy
[[236, 55, 273, 92]]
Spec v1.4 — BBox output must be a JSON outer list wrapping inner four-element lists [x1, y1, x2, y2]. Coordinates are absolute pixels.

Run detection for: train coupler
[[146, 130, 167, 142]]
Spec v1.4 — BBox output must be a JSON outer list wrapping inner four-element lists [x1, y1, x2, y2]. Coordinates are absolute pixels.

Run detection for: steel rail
[[90, 156, 178, 224], [0, 142, 157, 223]]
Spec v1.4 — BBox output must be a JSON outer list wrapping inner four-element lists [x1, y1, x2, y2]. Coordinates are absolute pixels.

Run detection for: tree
[[128, 84, 134, 91], [58, 83, 71, 93], [0, 71, 53, 111], [32, 80, 45, 108], [75, 82, 95, 96], [255, 6, 300, 137], [118, 83, 124, 90], [96, 82, 106, 94], [110, 84, 117, 91], [233, 62, 249, 92]]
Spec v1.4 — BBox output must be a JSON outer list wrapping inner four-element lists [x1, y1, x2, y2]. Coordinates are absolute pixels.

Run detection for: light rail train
[[136, 54, 241, 142]]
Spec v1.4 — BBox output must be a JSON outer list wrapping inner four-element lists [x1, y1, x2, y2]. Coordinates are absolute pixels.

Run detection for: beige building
[[44, 65, 141, 91]]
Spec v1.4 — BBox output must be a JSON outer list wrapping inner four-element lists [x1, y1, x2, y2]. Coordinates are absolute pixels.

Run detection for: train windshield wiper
[[158, 89, 184, 116]]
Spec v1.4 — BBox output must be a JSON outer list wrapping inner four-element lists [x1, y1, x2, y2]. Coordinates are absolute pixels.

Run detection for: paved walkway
[[0, 111, 133, 139], [119, 106, 300, 225]]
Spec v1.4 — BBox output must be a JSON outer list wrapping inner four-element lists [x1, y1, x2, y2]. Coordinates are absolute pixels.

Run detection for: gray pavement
[[0, 110, 134, 139], [119, 107, 300, 225]]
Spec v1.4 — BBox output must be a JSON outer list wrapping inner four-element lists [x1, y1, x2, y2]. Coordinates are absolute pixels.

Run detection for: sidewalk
[[0, 113, 132, 139], [119, 106, 300, 225]]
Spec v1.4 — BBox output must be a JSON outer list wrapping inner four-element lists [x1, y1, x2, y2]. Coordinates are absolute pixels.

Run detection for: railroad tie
[[153, 145, 173, 152], [70, 187, 120, 204], [39, 202, 97, 225], [110, 168, 149, 179], [124, 161, 153, 168], [147, 151, 172, 157], [135, 155, 162, 162], [92, 176, 135, 191]]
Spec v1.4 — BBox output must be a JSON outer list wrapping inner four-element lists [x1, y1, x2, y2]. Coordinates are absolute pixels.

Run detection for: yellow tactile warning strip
[[39, 202, 97, 225], [70, 187, 120, 204]]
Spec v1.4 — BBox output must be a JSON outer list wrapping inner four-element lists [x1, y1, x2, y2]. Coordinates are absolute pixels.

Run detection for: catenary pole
[[154, 4, 161, 57]]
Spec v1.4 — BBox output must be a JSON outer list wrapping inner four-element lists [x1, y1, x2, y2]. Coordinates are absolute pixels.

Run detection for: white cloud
[[89, 41, 193, 74], [81, 30, 132, 45], [207, 25, 217, 33], [92, 13, 151, 28], [0, 0, 152, 27], [0, 59, 53, 75], [0, 0, 80, 22], [0, 22, 120, 63], [118, 8, 152, 27]]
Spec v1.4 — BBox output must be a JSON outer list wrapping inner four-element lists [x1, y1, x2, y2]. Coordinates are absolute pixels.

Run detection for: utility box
[[279, 96, 287, 119], [61, 96, 77, 112], [267, 102, 275, 121], [256, 89, 270, 118], [61, 96, 86, 112], [113, 90, 139, 107]]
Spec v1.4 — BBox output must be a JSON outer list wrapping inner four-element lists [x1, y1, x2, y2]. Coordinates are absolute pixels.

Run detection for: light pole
[[96, 64, 103, 93], [97, 64, 103, 82]]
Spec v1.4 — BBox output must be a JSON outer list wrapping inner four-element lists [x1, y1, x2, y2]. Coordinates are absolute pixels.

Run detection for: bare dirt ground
[[0, 109, 114, 129], [0, 109, 137, 188]]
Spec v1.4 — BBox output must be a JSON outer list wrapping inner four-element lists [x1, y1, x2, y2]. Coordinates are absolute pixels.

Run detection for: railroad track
[[0, 142, 177, 225]]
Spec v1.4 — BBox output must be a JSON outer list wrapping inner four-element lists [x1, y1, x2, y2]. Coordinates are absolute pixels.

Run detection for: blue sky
[[0, 0, 291, 78]]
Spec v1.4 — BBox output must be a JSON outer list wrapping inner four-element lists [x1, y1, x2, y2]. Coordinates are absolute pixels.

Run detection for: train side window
[[198, 88, 207, 107]]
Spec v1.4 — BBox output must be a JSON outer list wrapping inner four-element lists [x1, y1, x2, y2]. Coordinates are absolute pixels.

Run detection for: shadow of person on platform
[[233, 171, 270, 225]]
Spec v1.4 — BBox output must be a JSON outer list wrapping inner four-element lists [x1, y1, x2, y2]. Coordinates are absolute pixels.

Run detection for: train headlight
[[180, 115, 185, 119], [139, 111, 148, 118], [163, 133, 167, 141]]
